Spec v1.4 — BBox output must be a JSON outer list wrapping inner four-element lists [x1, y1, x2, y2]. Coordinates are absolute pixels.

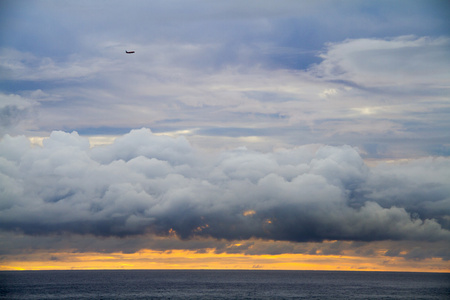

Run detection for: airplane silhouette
[[125, 50, 135, 54]]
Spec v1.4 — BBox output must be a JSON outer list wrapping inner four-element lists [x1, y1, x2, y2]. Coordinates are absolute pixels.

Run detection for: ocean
[[0, 270, 449, 299]]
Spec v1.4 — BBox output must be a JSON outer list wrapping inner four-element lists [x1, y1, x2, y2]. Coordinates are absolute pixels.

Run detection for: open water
[[0, 270, 449, 299]]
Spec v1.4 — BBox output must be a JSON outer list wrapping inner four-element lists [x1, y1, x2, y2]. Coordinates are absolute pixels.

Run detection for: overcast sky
[[1, 0, 449, 271]]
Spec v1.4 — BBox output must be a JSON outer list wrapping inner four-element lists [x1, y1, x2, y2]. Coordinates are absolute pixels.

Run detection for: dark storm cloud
[[1, 129, 449, 244]]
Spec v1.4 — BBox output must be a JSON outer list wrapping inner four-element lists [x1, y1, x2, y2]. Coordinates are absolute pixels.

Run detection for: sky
[[0, 0, 449, 272]]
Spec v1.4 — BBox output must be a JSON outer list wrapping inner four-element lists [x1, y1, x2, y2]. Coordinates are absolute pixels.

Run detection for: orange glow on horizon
[[1, 249, 449, 273]]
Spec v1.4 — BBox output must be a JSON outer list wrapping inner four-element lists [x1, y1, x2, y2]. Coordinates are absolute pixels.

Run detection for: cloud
[[1, 2, 449, 269], [2, 34, 448, 162], [0, 48, 112, 81], [362, 158, 450, 229], [0, 93, 38, 135], [312, 36, 450, 88], [1, 129, 449, 246]]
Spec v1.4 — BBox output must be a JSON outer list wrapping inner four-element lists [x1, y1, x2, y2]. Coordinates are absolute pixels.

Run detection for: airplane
[[125, 50, 135, 54]]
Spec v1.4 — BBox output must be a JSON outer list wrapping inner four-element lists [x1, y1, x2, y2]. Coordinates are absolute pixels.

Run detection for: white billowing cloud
[[313, 35, 450, 87], [90, 128, 195, 165], [1, 129, 449, 246]]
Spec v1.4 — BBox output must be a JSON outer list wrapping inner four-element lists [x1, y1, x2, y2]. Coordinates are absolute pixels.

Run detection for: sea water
[[1, 270, 449, 299]]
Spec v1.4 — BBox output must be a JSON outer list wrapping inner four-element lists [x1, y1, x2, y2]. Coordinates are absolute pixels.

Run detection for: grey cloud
[[0, 231, 226, 256], [0, 93, 37, 135], [0, 48, 112, 81], [2, 230, 448, 262], [362, 158, 450, 229], [0, 105, 26, 127], [1, 129, 449, 246], [384, 244, 450, 261]]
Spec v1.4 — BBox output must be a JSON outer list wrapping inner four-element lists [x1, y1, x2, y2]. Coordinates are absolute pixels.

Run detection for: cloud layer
[[1, 129, 449, 245], [2, 34, 449, 159], [1, 1, 450, 269]]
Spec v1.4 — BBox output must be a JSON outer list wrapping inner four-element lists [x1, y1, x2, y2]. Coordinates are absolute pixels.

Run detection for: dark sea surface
[[0, 270, 449, 299]]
